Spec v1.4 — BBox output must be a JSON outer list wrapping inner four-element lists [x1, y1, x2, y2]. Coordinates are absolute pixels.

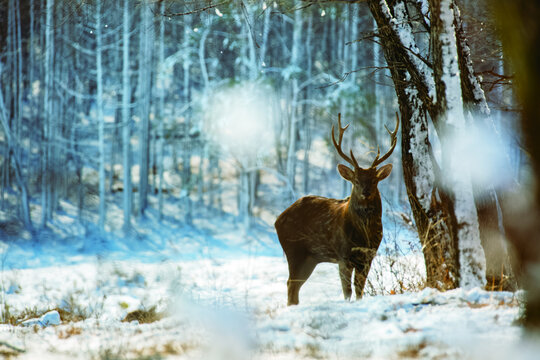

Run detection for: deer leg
[[353, 264, 370, 299], [339, 262, 353, 300], [287, 255, 318, 306]]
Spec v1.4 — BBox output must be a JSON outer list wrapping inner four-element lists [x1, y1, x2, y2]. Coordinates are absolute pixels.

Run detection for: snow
[[21, 310, 61, 328], [404, 74, 435, 212], [419, 0, 430, 26], [0, 239, 527, 359]]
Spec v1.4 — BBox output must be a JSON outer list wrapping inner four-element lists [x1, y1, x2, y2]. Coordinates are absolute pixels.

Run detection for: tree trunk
[[452, 1, 517, 290], [368, 0, 460, 289], [96, 0, 106, 230], [41, 0, 54, 227], [493, 0, 540, 329], [137, 2, 154, 217], [182, 14, 193, 225], [122, 0, 132, 233], [155, 0, 167, 221], [430, 0, 486, 288], [302, 10, 313, 195], [286, 2, 303, 192]]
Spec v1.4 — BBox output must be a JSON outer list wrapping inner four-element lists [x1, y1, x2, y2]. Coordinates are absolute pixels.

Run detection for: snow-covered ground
[[0, 244, 529, 359], [0, 193, 531, 359]]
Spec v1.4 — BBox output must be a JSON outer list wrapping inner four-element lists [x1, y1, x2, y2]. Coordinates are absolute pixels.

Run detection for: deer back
[[275, 195, 351, 262]]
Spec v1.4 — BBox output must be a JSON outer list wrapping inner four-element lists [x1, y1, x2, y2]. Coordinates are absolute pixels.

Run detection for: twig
[[160, 1, 230, 17], [0, 341, 26, 354]]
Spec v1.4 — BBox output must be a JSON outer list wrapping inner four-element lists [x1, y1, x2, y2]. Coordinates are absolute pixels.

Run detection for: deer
[[275, 113, 399, 305]]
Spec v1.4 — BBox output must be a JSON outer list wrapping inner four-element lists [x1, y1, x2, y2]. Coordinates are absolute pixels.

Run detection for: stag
[[275, 114, 399, 305]]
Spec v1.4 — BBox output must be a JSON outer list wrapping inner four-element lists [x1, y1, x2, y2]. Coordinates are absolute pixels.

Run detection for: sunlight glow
[[443, 119, 514, 189], [205, 82, 276, 165]]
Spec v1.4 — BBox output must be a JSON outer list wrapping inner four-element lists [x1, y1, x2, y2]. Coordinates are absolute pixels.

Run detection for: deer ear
[[338, 164, 354, 181], [376, 164, 393, 181]]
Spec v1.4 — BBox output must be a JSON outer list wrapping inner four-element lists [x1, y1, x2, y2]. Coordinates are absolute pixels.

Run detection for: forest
[[1, 0, 540, 359]]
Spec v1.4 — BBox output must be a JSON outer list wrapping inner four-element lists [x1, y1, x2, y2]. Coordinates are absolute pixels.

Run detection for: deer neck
[[347, 187, 382, 223], [344, 187, 383, 249]]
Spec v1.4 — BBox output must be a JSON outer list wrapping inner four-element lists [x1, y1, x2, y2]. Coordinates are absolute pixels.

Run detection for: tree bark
[[452, 1, 517, 290], [430, 0, 486, 288], [368, 0, 459, 289]]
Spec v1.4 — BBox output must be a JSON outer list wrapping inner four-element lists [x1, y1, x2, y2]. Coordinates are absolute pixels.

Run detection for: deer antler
[[332, 114, 360, 169], [370, 112, 400, 168]]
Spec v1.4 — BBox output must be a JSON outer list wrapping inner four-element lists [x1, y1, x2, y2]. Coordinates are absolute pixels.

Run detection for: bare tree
[[95, 0, 106, 230], [122, 0, 133, 233], [0, 64, 32, 230], [137, 1, 155, 217]]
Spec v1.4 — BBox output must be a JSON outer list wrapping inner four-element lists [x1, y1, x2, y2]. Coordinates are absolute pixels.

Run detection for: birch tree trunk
[[182, 15, 193, 225], [95, 0, 106, 230], [41, 0, 54, 227], [122, 0, 132, 233], [157, 0, 166, 221], [286, 2, 303, 192], [302, 10, 313, 195], [259, 2, 271, 68], [137, 2, 154, 217]]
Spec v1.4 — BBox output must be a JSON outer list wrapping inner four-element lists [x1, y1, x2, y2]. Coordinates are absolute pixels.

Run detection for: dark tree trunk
[[368, 0, 460, 289], [452, 1, 517, 290], [494, 0, 540, 329]]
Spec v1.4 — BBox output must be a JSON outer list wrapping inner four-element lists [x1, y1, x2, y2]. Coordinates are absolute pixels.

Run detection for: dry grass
[[122, 306, 164, 324], [397, 340, 427, 358], [94, 340, 197, 360], [57, 325, 83, 339], [0, 301, 89, 326], [0, 304, 43, 326]]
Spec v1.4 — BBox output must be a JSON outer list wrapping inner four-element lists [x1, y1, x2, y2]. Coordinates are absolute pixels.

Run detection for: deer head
[[332, 113, 399, 201]]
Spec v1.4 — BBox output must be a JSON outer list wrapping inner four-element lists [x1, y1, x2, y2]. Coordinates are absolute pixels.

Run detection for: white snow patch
[[404, 76, 435, 211], [21, 310, 61, 327]]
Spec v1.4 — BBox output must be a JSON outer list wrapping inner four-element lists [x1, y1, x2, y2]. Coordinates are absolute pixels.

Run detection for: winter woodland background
[[1, 0, 539, 359]]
